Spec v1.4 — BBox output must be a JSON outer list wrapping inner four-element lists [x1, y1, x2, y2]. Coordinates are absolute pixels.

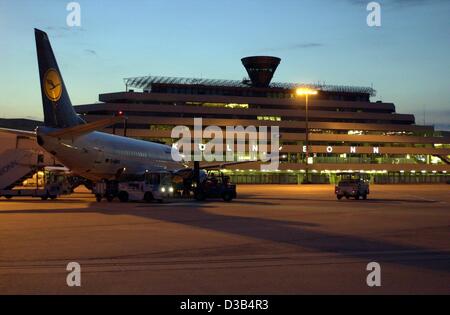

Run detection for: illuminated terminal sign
[[189, 143, 382, 154], [302, 146, 381, 154]]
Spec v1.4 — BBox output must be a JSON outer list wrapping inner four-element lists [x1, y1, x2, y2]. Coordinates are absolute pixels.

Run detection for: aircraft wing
[[46, 115, 126, 138], [0, 127, 37, 139], [199, 160, 260, 170], [198, 155, 280, 170]]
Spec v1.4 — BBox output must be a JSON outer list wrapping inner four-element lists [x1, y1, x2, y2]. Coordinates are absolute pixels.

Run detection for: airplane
[[32, 28, 188, 182], [0, 29, 249, 192]]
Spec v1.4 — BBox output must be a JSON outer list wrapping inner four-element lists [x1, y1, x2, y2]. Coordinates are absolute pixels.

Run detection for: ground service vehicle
[[0, 167, 73, 200], [94, 172, 174, 203], [335, 172, 370, 200], [194, 170, 237, 202]]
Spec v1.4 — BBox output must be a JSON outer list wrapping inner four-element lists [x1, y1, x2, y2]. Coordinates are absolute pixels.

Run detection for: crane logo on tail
[[44, 68, 62, 102]]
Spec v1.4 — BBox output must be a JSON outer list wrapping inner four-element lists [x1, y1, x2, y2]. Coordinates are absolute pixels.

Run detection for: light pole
[[296, 88, 318, 184]]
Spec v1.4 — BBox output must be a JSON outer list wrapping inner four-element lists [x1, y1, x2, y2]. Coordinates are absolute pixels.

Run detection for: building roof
[[123, 75, 377, 96]]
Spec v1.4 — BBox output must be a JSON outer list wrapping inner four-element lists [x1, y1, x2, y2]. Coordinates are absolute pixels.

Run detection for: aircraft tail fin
[[35, 28, 84, 128]]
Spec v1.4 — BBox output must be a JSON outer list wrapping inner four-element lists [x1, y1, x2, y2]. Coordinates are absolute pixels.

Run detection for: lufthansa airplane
[[2, 29, 189, 182]]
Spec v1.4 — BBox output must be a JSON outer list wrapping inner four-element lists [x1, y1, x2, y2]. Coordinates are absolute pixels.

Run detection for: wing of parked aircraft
[[0, 114, 126, 140], [46, 115, 126, 138], [0, 128, 37, 139], [200, 160, 259, 170]]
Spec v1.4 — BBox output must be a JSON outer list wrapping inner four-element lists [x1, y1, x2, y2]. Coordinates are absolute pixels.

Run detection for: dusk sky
[[0, 0, 449, 129]]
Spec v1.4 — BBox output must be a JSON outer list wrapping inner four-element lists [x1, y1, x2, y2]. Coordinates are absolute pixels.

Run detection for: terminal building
[[74, 56, 450, 184]]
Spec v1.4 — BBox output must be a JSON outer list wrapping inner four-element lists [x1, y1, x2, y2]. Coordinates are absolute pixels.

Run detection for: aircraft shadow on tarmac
[[1, 199, 449, 274]]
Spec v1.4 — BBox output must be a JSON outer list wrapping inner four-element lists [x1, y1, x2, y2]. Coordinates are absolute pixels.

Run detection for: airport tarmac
[[0, 184, 449, 294]]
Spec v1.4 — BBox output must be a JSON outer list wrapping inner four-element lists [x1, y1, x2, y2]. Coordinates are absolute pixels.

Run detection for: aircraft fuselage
[[37, 126, 183, 181]]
